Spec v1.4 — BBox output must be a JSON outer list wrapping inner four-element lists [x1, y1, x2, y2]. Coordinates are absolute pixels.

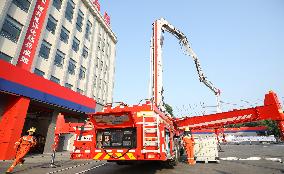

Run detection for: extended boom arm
[[151, 18, 220, 111], [175, 91, 284, 140]]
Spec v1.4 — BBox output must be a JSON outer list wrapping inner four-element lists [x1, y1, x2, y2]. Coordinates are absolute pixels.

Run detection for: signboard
[[92, 0, 100, 12], [17, 0, 50, 71], [94, 115, 129, 125], [104, 12, 110, 26]]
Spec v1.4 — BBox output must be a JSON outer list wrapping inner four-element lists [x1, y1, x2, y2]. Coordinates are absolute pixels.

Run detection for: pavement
[[0, 144, 283, 174]]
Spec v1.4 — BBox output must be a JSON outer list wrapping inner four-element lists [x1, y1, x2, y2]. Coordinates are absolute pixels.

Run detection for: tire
[[164, 141, 180, 168]]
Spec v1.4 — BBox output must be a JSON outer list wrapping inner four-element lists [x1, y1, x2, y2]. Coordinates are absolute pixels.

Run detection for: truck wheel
[[164, 145, 179, 168]]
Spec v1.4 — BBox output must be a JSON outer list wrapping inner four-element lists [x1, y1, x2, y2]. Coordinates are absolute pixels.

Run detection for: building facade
[[0, 0, 117, 159], [0, 0, 117, 107]]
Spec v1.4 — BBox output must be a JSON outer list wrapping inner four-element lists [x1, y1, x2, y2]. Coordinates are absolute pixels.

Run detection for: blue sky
[[99, 0, 284, 116]]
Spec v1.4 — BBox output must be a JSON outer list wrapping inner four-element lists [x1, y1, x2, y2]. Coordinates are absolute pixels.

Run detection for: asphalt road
[[1, 144, 284, 174]]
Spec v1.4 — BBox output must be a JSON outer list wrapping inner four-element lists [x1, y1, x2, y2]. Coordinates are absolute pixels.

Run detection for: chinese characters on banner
[[104, 12, 110, 26], [93, 0, 100, 12], [16, 0, 50, 71]]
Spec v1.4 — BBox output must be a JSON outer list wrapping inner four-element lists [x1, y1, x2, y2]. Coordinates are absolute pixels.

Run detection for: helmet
[[184, 127, 192, 135], [27, 127, 36, 133]]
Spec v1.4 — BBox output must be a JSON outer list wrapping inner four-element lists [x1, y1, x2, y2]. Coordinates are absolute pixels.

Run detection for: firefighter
[[182, 127, 195, 165], [6, 127, 37, 174]]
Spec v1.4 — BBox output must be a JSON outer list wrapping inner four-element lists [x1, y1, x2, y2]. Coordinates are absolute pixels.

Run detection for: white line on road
[[46, 161, 97, 174], [220, 156, 283, 163], [264, 158, 282, 163], [239, 157, 261, 160], [74, 163, 107, 174], [220, 157, 239, 160]]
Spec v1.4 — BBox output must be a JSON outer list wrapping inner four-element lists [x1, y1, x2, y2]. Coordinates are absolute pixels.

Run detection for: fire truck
[[52, 19, 284, 167]]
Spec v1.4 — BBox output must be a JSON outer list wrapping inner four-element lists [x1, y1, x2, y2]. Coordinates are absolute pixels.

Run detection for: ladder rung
[[142, 149, 160, 153], [144, 141, 159, 146], [145, 128, 158, 133], [144, 123, 157, 126], [144, 137, 158, 140]]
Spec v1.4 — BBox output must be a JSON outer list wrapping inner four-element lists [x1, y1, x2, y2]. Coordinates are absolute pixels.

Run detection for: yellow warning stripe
[[115, 153, 125, 160], [126, 153, 136, 160], [94, 152, 136, 160], [93, 153, 103, 160], [103, 153, 113, 160]]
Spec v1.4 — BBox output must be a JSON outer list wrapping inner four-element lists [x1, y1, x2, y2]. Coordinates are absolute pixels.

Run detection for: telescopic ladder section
[[142, 113, 160, 153], [151, 18, 221, 112]]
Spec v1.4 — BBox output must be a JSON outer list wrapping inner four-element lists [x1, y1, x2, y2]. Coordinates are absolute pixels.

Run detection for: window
[[72, 37, 80, 52], [104, 81, 107, 92], [76, 10, 84, 32], [0, 52, 13, 62], [100, 60, 103, 70], [97, 37, 101, 49], [68, 58, 76, 75], [0, 16, 22, 43], [77, 88, 84, 94], [46, 15, 57, 34], [96, 57, 99, 67], [54, 50, 65, 67], [85, 21, 92, 40], [107, 43, 111, 56], [52, 0, 62, 11], [101, 40, 105, 52], [65, 0, 74, 22], [79, 66, 86, 80], [82, 46, 88, 58], [39, 40, 51, 59], [34, 68, 45, 77], [99, 79, 102, 89], [50, 76, 60, 84], [12, 0, 31, 12], [60, 26, 69, 43], [105, 65, 108, 76], [94, 76, 97, 88], [65, 83, 73, 89]]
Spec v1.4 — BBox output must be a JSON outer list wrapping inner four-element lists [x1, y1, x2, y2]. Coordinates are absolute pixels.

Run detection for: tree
[[224, 120, 280, 138], [164, 103, 174, 116], [260, 120, 280, 137]]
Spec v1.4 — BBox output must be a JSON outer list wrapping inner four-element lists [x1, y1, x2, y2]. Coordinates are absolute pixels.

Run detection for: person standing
[[6, 127, 37, 174], [182, 127, 195, 165]]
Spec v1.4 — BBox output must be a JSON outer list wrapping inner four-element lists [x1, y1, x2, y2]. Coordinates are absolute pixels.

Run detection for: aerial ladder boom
[[175, 91, 284, 140], [151, 18, 221, 111]]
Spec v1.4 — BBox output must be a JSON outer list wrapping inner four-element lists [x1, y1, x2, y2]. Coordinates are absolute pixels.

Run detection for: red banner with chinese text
[[93, 0, 100, 12], [104, 12, 110, 26], [16, 0, 50, 71]]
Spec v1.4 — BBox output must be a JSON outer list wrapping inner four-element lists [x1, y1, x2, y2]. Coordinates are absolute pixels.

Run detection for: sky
[[99, 0, 284, 116]]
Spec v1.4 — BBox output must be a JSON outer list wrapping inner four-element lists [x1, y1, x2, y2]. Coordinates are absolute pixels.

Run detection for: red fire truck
[[52, 19, 284, 167]]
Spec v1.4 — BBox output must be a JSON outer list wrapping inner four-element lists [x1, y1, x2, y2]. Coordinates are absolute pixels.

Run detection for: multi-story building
[[0, 0, 117, 159], [0, 0, 116, 107]]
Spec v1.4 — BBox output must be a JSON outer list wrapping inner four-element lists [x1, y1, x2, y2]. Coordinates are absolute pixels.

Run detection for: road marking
[[75, 163, 107, 174], [239, 157, 261, 160], [264, 158, 282, 163], [221, 156, 283, 163], [220, 157, 239, 160], [46, 161, 97, 174]]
